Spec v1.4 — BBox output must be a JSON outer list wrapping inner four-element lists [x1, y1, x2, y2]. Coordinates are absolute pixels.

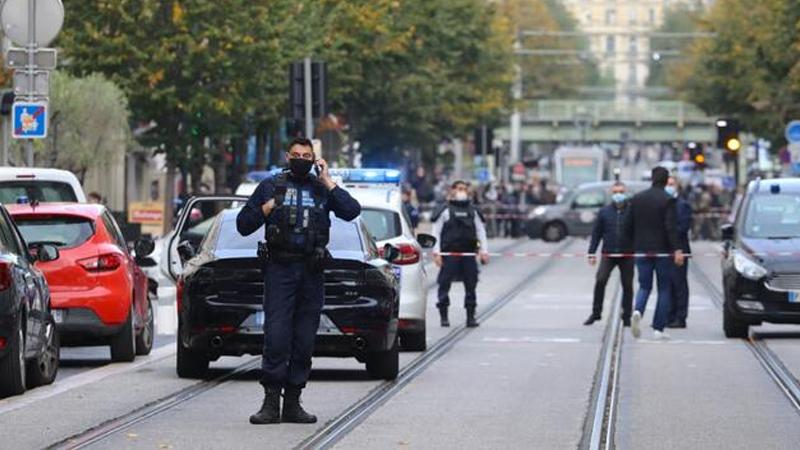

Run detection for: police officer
[[432, 180, 489, 328], [236, 137, 361, 425], [666, 176, 693, 328], [584, 182, 634, 327]]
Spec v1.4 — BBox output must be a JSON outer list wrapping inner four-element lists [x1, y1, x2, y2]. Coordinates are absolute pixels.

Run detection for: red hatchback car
[[7, 204, 155, 362]]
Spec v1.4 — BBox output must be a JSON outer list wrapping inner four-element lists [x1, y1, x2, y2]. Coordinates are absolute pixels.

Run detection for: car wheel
[[27, 317, 59, 387], [723, 303, 749, 338], [365, 338, 399, 380], [400, 328, 426, 352], [176, 322, 208, 378], [110, 306, 136, 362], [542, 222, 566, 243], [0, 319, 26, 397], [135, 299, 155, 356]]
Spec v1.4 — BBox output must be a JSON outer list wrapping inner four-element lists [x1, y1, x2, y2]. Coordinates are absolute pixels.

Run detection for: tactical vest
[[440, 202, 479, 253], [264, 173, 330, 261]]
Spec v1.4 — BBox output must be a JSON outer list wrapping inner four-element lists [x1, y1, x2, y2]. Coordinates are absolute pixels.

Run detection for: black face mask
[[288, 158, 313, 177]]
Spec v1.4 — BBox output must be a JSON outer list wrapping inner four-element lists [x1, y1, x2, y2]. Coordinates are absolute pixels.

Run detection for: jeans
[[437, 256, 479, 309], [592, 257, 634, 320], [634, 256, 674, 331], [669, 259, 690, 323]]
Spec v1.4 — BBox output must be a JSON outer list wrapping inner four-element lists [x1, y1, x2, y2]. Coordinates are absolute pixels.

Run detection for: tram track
[[691, 263, 800, 414]]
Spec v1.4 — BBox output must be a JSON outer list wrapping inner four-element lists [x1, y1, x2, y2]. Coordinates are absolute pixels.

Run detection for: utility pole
[[25, 0, 35, 166], [303, 57, 313, 139], [508, 38, 522, 184]]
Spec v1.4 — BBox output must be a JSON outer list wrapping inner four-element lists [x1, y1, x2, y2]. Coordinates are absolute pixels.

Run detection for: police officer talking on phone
[[236, 137, 361, 425]]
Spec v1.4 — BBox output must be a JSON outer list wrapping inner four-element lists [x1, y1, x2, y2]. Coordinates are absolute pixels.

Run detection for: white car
[[0, 167, 87, 203], [331, 169, 434, 351]]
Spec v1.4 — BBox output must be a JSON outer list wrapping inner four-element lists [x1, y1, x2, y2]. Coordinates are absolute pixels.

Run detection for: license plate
[[789, 292, 800, 303], [255, 311, 264, 326], [252, 312, 340, 335], [392, 266, 402, 283]]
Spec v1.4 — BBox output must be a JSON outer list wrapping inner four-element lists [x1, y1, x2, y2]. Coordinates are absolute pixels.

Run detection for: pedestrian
[[584, 182, 634, 327], [401, 187, 420, 230], [432, 180, 490, 328], [87, 192, 103, 204], [666, 176, 692, 328], [622, 166, 685, 340], [236, 137, 361, 425]]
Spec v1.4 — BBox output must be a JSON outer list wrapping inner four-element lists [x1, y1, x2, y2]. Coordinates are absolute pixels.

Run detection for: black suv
[[0, 205, 61, 397], [721, 178, 800, 337]]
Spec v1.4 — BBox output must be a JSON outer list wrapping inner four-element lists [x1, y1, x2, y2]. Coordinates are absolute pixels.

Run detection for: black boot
[[439, 307, 450, 327], [583, 314, 601, 326], [249, 386, 281, 425], [282, 386, 317, 424], [466, 307, 479, 328]]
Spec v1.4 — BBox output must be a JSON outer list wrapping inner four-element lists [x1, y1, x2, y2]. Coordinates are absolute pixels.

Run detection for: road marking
[[635, 339, 728, 345], [482, 337, 582, 344], [0, 344, 175, 416]]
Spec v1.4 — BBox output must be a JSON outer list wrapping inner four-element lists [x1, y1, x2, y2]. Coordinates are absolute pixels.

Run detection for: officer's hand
[[588, 255, 597, 266], [261, 199, 276, 218], [433, 254, 443, 267], [674, 250, 685, 267], [317, 158, 336, 190], [479, 251, 490, 265]]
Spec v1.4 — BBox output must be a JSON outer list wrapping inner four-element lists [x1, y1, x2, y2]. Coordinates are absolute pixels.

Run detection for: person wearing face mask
[[431, 180, 489, 328], [237, 137, 361, 425], [584, 182, 634, 326], [666, 176, 693, 328]]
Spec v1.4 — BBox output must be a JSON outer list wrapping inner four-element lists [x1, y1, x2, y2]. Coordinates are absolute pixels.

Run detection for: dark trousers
[[669, 259, 690, 323], [592, 257, 634, 320], [437, 256, 478, 309], [634, 256, 673, 331], [260, 261, 324, 389]]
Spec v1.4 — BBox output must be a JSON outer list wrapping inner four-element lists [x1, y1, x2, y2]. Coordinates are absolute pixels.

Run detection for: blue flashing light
[[330, 168, 402, 185], [245, 170, 280, 182], [16, 195, 29, 204]]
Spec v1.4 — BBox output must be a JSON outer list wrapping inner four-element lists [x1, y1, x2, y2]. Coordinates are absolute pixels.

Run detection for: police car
[[328, 169, 435, 351]]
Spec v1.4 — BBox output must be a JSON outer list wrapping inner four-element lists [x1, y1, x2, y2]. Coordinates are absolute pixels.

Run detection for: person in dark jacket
[[237, 137, 361, 425], [584, 182, 634, 326], [622, 166, 685, 340], [666, 176, 693, 328]]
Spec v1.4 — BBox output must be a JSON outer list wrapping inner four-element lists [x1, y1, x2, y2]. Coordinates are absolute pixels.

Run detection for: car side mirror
[[721, 223, 735, 241], [416, 233, 437, 249], [134, 238, 156, 258], [36, 244, 59, 263], [177, 240, 196, 261], [382, 244, 400, 263]]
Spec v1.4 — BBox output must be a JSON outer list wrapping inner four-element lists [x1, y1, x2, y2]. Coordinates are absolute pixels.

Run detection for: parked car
[[169, 197, 401, 380], [0, 167, 87, 204], [7, 203, 155, 362], [0, 205, 60, 397], [720, 178, 800, 337], [525, 181, 649, 242]]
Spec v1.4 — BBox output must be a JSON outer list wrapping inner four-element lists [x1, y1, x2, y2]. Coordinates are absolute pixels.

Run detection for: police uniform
[[432, 199, 488, 327], [236, 169, 360, 424]]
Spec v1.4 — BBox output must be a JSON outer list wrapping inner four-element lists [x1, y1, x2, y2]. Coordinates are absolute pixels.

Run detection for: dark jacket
[[676, 196, 693, 254], [621, 186, 680, 254], [236, 173, 361, 238], [588, 203, 631, 255]]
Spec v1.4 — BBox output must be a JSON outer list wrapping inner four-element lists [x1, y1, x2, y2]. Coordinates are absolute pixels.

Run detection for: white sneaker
[[631, 311, 642, 339], [653, 330, 671, 340]]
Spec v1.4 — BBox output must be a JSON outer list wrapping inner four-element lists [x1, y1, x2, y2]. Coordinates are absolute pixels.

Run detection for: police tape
[[482, 212, 732, 220], [432, 251, 800, 258]]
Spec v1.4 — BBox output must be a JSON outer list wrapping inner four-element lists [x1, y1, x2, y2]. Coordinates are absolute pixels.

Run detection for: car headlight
[[528, 206, 547, 219], [733, 250, 768, 280]]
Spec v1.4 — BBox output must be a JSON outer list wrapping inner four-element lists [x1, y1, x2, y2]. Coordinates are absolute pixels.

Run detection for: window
[[102, 212, 128, 251], [649, 8, 656, 25], [605, 35, 616, 54], [629, 36, 638, 53], [573, 190, 606, 209], [605, 9, 616, 25], [629, 9, 637, 25], [15, 216, 95, 249], [743, 193, 800, 238], [0, 208, 22, 254], [0, 181, 78, 204], [360, 208, 402, 241]]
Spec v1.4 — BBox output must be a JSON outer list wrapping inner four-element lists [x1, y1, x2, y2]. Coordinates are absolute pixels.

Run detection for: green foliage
[[646, 4, 704, 88]]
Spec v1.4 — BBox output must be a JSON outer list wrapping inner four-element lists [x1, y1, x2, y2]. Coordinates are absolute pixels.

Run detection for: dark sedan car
[[0, 204, 60, 397], [174, 205, 400, 380], [721, 178, 800, 337]]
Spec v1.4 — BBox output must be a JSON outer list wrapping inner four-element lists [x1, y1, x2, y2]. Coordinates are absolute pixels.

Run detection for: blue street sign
[[785, 120, 800, 143], [12, 102, 47, 139]]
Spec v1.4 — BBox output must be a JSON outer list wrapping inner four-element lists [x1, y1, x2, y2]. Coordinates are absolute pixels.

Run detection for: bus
[[552, 146, 609, 189]]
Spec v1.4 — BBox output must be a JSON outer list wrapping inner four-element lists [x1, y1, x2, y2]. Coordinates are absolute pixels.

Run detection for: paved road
[[1, 239, 799, 449]]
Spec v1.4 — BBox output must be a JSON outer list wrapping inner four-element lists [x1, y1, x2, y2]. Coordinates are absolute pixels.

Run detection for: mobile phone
[[313, 161, 321, 177]]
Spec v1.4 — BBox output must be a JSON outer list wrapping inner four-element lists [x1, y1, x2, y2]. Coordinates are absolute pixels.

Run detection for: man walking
[[237, 137, 361, 424], [666, 176, 693, 328], [432, 180, 489, 328], [584, 182, 634, 326], [622, 166, 684, 340]]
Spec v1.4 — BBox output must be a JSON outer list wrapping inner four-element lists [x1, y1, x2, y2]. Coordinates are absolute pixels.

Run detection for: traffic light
[[473, 126, 493, 156], [716, 118, 741, 153], [688, 142, 706, 169], [288, 61, 327, 120], [0, 91, 15, 116]]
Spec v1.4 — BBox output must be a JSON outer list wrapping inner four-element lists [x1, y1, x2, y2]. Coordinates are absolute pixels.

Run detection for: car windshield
[[14, 216, 95, 248], [742, 193, 800, 239], [0, 181, 78, 203], [214, 210, 363, 253], [360, 208, 401, 241]]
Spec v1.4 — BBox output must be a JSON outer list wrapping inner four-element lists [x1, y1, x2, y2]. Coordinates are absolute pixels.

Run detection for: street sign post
[[12, 70, 49, 97], [4, 47, 56, 69], [12, 101, 47, 139], [785, 120, 800, 144], [1, 0, 64, 46]]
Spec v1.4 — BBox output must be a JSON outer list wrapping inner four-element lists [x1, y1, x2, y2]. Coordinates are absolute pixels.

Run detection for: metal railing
[[523, 100, 714, 124]]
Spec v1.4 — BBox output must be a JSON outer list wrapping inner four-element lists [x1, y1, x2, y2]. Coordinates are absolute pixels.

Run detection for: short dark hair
[[451, 180, 468, 189], [651, 166, 669, 187], [287, 137, 313, 152]]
